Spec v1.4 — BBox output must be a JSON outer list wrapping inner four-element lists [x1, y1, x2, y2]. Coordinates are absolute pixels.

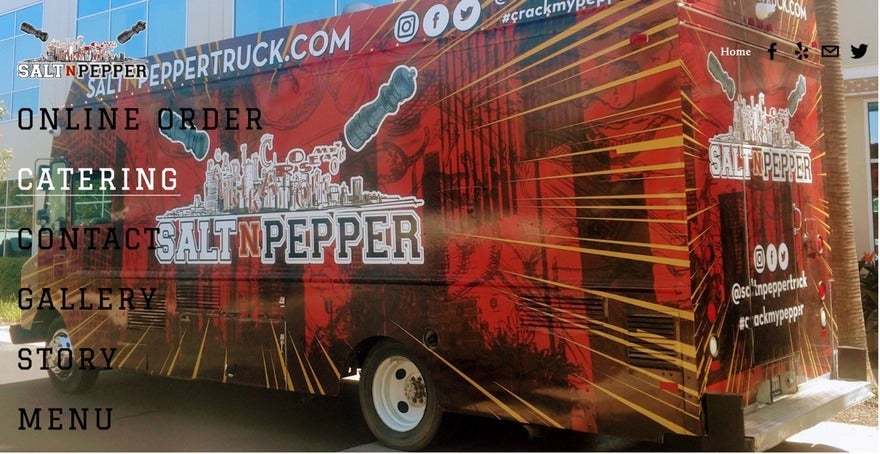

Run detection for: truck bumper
[[744, 375, 873, 451], [665, 372, 873, 451]]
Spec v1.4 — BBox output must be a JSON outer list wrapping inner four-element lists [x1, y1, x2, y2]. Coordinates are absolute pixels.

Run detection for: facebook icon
[[423, 4, 450, 38]]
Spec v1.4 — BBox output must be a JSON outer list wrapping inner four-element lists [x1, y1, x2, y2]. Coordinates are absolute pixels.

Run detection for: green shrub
[[0, 257, 25, 324], [0, 297, 19, 324], [0, 256, 27, 299]]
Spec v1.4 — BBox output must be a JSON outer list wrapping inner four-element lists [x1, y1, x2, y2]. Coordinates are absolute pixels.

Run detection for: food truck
[[11, 0, 872, 450]]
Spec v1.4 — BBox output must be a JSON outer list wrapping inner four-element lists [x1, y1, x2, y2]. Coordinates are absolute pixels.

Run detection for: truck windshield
[[35, 160, 69, 232]]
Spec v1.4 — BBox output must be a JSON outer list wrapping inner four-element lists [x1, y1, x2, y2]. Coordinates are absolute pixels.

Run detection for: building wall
[[187, 0, 233, 48], [840, 0, 879, 253], [845, 94, 876, 254], [839, 0, 877, 80]]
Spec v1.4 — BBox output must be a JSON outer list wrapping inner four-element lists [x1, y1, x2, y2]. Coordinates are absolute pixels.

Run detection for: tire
[[45, 317, 98, 393], [359, 341, 442, 451]]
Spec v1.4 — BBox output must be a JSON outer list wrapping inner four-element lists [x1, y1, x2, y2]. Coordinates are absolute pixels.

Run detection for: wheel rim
[[372, 355, 427, 432], [46, 328, 74, 380]]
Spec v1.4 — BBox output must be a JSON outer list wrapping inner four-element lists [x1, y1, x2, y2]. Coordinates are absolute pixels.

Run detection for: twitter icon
[[851, 43, 868, 59]]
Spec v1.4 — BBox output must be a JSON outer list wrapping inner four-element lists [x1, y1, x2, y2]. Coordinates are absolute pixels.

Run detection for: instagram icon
[[394, 11, 419, 43]]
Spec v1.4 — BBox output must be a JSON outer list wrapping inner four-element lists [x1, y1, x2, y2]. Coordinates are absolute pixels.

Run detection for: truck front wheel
[[359, 341, 442, 450], [45, 318, 98, 393]]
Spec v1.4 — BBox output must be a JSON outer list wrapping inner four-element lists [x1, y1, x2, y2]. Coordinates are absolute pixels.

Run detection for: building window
[[0, 177, 34, 256], [76, 0, 185, 59], [235, 0, 394, 36], [0, 3, 42, 122], [869, 101, 878, 251]]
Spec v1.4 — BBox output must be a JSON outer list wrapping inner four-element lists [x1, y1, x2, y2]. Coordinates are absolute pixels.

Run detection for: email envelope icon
[[821, 45, 840, 57]]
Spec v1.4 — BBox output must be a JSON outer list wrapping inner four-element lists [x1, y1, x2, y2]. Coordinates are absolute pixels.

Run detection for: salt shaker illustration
[[117, 20, 146, 44], [20, 22, 48, 42], [345, 65, 418, 152], [159, 110, 210, 161]]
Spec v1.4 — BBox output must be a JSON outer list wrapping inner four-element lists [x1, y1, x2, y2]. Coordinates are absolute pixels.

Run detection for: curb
[[0, 324, 41, 352]]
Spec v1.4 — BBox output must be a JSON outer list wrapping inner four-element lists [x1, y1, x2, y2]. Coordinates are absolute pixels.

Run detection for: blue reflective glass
[[13, 37, 41, 90], [338, 0, 392, 14], [111, 0, 142, 8], [0, 40, 12, 93], [0, 93, 12, 121], [77, 13, 110, 43], [235, 0, 280, 36], [16, 4, 43, 33], [0, 13, 14, 40], [111, 4, 147, 57], [870, 103, 878, 146], [78, 0, 110, 18], [13, 87, 39, 113], [148, 0, 186, 55], [283, 0, 334, 25], [14, 34, 42, 59]]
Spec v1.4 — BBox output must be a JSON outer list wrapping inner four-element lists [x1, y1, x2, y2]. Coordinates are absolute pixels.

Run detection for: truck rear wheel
[[359, 341, 441, 450], [45, 318, 98, 393]]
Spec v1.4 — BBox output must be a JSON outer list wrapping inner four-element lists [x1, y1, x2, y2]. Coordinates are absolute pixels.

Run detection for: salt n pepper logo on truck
[[155, 66, 425, 265], [706, 52, 812, 184]]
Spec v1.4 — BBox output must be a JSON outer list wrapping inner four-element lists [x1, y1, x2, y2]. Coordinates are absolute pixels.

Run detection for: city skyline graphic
[[158, 134, 424, 220]]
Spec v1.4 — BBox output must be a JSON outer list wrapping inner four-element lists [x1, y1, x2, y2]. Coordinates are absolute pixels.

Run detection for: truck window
[[72, 172, 111, 226], [36, 160, 69, 231]]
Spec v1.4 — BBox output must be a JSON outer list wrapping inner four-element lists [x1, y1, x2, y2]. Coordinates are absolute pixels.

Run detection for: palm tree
[[815, 0, 873, 382]]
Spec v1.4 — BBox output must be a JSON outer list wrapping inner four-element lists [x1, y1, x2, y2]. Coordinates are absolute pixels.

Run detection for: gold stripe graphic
[[553, 101, 679, 134], [527, 204, 686, 211], [166, 328, 186, 376], [261, 348, 270, 388], [316, 337, 341, 379], [504, 271, 694, 321], [587, 378, 695, 435], [444, 0, 672, 103], [223, 347, 229, 384], [527, 135, 683, 164], [270, 323, 295, 391], [539, 233, 688, 253], [515, 297, 696, 372], [191, 322, 210, 379], [289, 335, 315, 394], [566, 216, 687, 225], [481, 61, 682, 128], [523, 192, 686, 201], [515, 292, 696, 358], [494, 381, 564, 429], [116, 325, 152, 369], [478, 19, 678, 108], [549, 330, 699, 399], [455, 233, 689, 268], [514, 162, 685, 183]]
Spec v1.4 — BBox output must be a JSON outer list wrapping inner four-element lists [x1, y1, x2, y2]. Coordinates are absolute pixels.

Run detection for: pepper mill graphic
[[20, 22, 48, 42], [117, 20, 146, 44], [158, 110, 210, 161], [707, 51, 735, 101], [787, 74, 806, 116], [345, 65, 418, 152]]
